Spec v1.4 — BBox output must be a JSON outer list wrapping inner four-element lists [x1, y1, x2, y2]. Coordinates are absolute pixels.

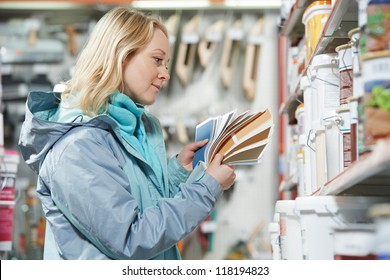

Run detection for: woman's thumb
[[211, 153, 224, 165]]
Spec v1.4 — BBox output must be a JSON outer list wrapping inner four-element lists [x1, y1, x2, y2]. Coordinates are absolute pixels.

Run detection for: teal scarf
[[106, 92, 164, 191]]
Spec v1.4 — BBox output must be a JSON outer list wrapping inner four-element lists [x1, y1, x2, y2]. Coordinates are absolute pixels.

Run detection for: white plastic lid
[[333, 223, 375, 232], [302, 1, 332, 25], [300, 75, 311, 90], [311, 53, 337, 69], [311, 120, 325, 132], [268, 222, 280, 233], [275, 200, 296, 216]]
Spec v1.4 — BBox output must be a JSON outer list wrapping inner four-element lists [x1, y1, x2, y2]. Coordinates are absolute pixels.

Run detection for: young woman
[[18, 7, 235, 260]]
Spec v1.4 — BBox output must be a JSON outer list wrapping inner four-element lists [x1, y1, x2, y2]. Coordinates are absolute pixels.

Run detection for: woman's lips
[[152, 83, 161, 90]]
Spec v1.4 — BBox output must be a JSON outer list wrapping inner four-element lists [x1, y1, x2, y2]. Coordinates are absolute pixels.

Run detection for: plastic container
[[312, 120, 327, 191], [333, 224, 376, 260], [296, 149, 305, 197], [300, 76, 315, 194], [321, 110, 342, 181], [301, 76, 316, 129], [309, 53, 340, 118], [302, 146, 314, 196], [274, 200, 303, 260], [268, 222, 281, 260], [361, 50, 390, 148], [302, 1, 332, 63], [295, 196, 390, 260], [368, 203, 390, 259], [336, 43, 353, 105], [268, 213, 281, 260]]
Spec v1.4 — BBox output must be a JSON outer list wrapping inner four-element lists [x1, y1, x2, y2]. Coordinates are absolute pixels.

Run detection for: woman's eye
[[154, 57, 163, 64]]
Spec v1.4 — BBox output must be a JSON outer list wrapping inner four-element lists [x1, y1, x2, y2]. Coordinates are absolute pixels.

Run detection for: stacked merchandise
[[272, 0, 390, 260]]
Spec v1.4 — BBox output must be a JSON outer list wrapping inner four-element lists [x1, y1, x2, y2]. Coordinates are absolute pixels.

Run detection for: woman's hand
[[177, 139, 208, 172], [206, 154, 236, 190]]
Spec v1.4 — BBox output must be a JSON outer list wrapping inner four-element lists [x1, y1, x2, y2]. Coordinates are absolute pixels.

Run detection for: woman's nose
[[159, 66, 170, 80]]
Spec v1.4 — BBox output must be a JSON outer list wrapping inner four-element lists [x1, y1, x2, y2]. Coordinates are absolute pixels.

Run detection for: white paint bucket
[[295, 196, 390, 260], [274, 200, 303, 260], [308, 53, 340, 119], [268, 221, 281, 260], [333, 223, 376, 260], [369, 203, 390, 259], [312, 120, 327, 191], [321, 110, 342, 181], [300, 76, 315, 194], [302, 1, 332, 64]]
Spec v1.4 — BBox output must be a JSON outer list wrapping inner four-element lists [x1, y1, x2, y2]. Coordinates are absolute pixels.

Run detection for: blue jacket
[[18, 91, 222, 260]]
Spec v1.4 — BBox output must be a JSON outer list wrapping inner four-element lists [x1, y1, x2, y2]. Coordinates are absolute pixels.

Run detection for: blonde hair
[[62, 7, 168, 116]]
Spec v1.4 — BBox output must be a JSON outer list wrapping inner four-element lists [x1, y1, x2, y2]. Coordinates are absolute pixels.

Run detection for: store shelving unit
[[280, 0, 358, 117], [279, 0, 390, 198], [280, 0, 308, 38], [316, 137, 390, 196], [1, 0, 282, 260]]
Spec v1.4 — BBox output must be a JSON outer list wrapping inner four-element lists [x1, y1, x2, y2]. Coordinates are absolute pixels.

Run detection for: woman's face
[[122, 28, 170, 105]]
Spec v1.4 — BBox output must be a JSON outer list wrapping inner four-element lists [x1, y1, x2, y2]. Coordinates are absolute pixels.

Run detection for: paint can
[[369, 203, 390, 259], [296, 196, 389, 259], [308, 53, 340, 118], [321, 110, 342, 181], [333, 224, 376, 260], [336, 43, 353, 105], [365, 0, 390, 53], [360, 50, 390, 148], [274, 200, 303, 260], [302, 1, 332, 64]]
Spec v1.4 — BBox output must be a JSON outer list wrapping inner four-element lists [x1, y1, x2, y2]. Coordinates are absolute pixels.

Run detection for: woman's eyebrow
[[152, 48, 166, 55], [152, 49, 170, 62]]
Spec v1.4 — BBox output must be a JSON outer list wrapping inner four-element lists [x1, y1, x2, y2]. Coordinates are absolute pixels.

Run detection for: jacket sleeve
[[167, 155, 190, 197], [40, 127, 223, 260]]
